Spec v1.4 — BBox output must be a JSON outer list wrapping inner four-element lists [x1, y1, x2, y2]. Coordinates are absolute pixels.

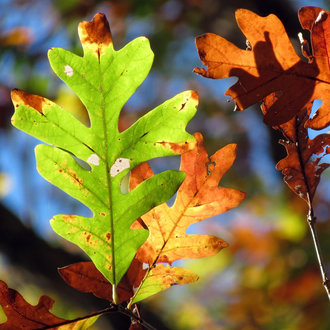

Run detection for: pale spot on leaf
[[110, 158, 130, 177], [87, 154, 100, 166], [142, 263, 149, 270], [315, 10, 327, 24], [64, 65, 74, 77]]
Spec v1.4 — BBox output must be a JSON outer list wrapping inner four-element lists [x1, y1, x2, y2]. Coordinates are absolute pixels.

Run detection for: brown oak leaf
[[194, 7, 330, 129], [0, 280, 66, 329], [262, 93, 330, 205]]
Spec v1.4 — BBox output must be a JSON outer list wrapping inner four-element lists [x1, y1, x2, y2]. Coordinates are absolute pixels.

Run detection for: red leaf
[[58, 257, 147, 303], [0, 280, 66, 329]]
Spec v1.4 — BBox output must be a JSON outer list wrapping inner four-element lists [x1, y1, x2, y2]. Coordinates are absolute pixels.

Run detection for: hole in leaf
[[71, 154, 92, 171], [56, 85, 91, 127], [167, 192, 177, 207], [120, 171, 130, 194]]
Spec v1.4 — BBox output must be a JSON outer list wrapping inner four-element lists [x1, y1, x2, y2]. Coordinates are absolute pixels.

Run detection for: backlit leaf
[[11, 13, 197, 295], [58, 258, 146, 303], [194, 7, 330, 129], [129, 132, 245, 303], [0, 280, 65, 329], [0, 280, 99, 329], [262, 94, 330, 204], [131, 265, 199, 304]]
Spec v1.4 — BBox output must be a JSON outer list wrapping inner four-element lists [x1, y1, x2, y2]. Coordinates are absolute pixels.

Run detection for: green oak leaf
[[11, 13, 197, 301]]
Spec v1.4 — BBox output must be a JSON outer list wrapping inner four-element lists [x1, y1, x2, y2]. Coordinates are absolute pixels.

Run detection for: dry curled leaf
[[262, 94, 330, 204], [195, 7, 330, 129]]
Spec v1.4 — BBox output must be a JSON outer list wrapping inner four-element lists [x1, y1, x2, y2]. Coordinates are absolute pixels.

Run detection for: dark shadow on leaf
[[228, 31, 318, 126]]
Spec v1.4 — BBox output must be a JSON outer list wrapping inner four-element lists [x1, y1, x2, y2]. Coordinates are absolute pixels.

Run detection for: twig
[[307, 204, 330, 301], [288, 116, 330, 302], [37, 303, 157, 330], [118, 304, 158, 330], [37, 306, 118, 329]]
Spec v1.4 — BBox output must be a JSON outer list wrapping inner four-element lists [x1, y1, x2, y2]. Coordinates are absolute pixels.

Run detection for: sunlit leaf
[[262, 94, 330, 204], [58, 258, 146, 303], [11, 13, 197, 294], [0, 280, 99, 329], [194, 7, 330, 129], [132, 265, 199, 304], [0, 280, 65, 329], [129, 132, 245, 302]]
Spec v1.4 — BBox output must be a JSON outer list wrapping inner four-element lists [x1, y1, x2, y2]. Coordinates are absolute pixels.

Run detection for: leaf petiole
[[112, 284, 119, 305]]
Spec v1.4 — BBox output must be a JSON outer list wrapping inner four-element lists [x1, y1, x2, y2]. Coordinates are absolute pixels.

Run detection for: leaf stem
[[112, 283, 119, 304], [306, 205, 330, 301], [118, 304, 158, 330], [289, 117, 330, 301], [127, 264, 151, 309]]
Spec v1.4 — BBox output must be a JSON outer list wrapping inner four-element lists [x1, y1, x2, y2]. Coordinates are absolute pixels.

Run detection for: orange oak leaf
[[58, 258, 147, 303], [130, 132, 245, 266], [194, 7, 330, 129], [262, 93, 330, 205], [128, 132, 245, 303]]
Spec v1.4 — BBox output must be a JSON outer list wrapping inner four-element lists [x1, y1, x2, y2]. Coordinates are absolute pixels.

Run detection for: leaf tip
[[11, 89, 47, 114], [235, 8, 254, 22], [189, 90, 199, 103], [78, 12, 113, 57]]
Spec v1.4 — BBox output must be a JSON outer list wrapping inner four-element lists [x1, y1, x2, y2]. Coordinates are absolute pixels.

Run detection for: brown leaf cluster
[[195, 6, 330, 204], [263, 94, 330, 204], [195, 7, 330, 129]]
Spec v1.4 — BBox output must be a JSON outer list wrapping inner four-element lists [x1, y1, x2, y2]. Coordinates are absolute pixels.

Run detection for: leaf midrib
[[98, 56, 117, 290]]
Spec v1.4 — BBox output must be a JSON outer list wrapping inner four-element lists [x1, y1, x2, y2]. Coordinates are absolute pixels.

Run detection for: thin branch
[[289, 116, 330, 302], [306, 202, 330, 301], [37, 303, 157, 330], [37, 306, 118, 329], [118, 304, 158, 330]]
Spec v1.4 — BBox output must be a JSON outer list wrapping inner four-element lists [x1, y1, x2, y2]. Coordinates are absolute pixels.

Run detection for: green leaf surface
[[11, 13, 197, 294]]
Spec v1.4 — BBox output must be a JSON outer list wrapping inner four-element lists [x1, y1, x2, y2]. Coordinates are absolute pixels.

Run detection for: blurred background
[[0, 0, 329, 329]]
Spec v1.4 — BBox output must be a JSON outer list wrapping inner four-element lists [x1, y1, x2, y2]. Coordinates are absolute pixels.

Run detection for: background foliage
[[0, 0, 329, 329]]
